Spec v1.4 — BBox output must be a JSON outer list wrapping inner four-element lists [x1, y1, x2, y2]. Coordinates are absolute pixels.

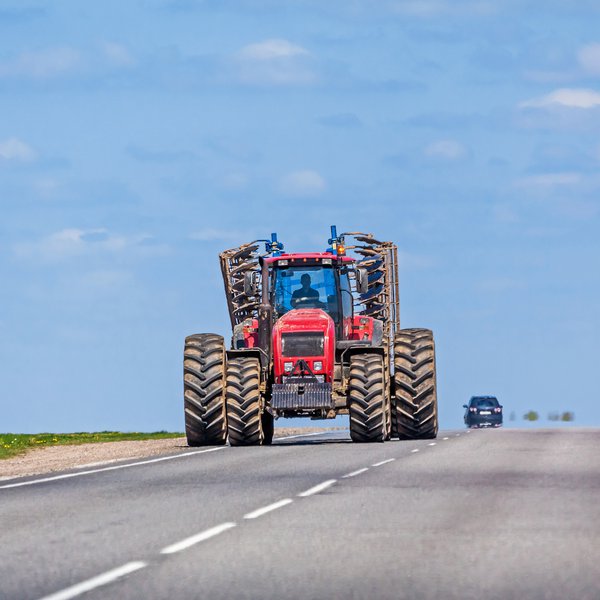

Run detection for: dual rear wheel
[[183, 334, 228, 446], [348, 328, 439, 442], [393, 328, 438, 439], [226, 356, 273, 446], [184, 335, 272, 446], [348, 353, 390, 443]]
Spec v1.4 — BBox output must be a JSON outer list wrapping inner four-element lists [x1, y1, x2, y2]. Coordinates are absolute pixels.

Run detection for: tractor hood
[[272, 309, 335, 383]]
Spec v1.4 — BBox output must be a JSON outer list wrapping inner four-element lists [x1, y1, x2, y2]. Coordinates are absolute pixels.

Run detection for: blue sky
[[1, 0, 599, 433]]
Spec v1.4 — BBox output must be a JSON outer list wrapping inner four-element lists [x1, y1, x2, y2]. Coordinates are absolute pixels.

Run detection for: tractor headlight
[[313, 361, 323, 371], [284, 361, 294, 373]]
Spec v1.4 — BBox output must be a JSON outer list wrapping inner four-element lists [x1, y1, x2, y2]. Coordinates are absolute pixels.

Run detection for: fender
[[226, 348, 270, 369]]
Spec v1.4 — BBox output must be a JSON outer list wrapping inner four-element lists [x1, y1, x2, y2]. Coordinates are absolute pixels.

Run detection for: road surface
[[1, 428, 598, 600]]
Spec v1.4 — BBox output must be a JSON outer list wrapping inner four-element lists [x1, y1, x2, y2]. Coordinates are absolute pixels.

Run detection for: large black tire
[[184, 334, 227, 446], [393, 328, 438, 439], [348, 353, 387, 443], [382, 335, 392, 441], [226, 356, 268, 446]]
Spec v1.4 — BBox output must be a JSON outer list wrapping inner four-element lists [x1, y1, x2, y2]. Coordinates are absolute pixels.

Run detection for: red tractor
[[183, 227, 438, 445]]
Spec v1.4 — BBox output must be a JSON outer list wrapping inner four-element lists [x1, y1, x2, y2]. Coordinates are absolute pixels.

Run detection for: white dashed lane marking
[[38, 561, 147, 600], [298, 479, 337, 497], [160, 522, 236, 555], [36, 431, 453, 600], [243, 499, 293, 519], [342, 468, 369, 479], [372, 458, 395, 467]]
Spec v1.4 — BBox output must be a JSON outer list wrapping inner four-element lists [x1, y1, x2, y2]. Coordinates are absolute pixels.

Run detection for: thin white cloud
[[102, 42, 136, 68], [14, 229, 168, 263], [14, 228, 102, 261], [493, 205, 519, 224], [33, 178, 61, 196], [577, 43, 600, 76], [235, 38, 316, 86], [238, 39, 309, 61], [424, 139, 466, 160], [0, 137, 36, 162], [515, 172, 582, 188], [220, 172, 249, 190], [520, 88, 600, 109], [0, 47, 81, 79], [278, 170, 326, 197], [389, 1, 496, 17]]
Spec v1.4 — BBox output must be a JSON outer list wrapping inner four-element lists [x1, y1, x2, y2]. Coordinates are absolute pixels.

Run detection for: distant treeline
[[509, 411, 575, 422]]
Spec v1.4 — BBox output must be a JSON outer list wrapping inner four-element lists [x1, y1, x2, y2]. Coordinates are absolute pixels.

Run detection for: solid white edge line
[[38, 561, 147, 600], [411, 448, 419, 453], [372, 458, 395, 467], [243, 498, 293, 519], [0, 448, 224, 490], [298, 479, 337, 497], [160, 522, 236, 555], [342, 467, 369, 478], [1, 431, 338, 490]]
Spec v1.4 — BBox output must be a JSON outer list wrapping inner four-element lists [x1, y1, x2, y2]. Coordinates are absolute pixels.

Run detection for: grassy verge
[[0, 431, 184, 461]]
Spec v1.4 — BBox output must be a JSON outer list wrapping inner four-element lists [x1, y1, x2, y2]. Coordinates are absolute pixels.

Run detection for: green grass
[[0, 431, 184, 460]]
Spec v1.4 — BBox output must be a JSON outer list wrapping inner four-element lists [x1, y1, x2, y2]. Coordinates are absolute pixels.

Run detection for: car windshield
[[272, 266, 338, 318], [472, 398, 499, 408]]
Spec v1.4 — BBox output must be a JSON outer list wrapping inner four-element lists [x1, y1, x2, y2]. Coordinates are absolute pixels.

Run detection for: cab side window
[[340, 272, 353, 319]]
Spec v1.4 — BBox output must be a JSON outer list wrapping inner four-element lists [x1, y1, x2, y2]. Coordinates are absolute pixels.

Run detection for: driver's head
[[300, 274, 311, 287]]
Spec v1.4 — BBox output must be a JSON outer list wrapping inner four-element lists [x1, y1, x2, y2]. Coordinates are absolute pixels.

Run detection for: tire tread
[[393, 328, 438, 439]]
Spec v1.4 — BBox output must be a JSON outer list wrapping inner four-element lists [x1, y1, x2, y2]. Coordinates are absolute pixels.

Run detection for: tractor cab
[[267, 253, 355, 333]]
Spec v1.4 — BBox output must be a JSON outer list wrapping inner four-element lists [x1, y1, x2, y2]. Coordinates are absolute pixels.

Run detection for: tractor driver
[[291, 273, 320, 308]]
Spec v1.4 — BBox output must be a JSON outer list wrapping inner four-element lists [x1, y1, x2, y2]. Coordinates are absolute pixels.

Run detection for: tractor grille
[[271, 382, 333, 410], [281, 332, 324, 357]]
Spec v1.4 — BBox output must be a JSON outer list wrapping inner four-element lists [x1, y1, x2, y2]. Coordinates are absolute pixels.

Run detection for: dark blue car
[[464, 396, 503, 428]]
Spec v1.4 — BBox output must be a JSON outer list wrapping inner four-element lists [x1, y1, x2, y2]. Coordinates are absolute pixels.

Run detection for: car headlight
[[284, 361, 294, 373], [313, 361, 323, 371]]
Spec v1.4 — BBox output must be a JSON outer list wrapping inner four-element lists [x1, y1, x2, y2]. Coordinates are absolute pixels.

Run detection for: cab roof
[[264, 252, 355, 265]]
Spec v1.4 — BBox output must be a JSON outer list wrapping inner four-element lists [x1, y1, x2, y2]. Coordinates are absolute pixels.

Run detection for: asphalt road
[[1, 428, 598, 600]]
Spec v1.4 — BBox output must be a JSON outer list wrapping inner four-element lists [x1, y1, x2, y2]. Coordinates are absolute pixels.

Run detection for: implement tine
[[219, 241, 262, 327]]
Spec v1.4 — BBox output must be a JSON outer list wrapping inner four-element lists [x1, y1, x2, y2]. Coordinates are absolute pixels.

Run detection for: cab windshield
[[272, 265, 342, 321]]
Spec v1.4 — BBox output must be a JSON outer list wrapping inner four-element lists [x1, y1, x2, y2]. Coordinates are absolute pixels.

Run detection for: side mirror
[[356, 268, 369, 295], [243, 271, 258, 297]]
